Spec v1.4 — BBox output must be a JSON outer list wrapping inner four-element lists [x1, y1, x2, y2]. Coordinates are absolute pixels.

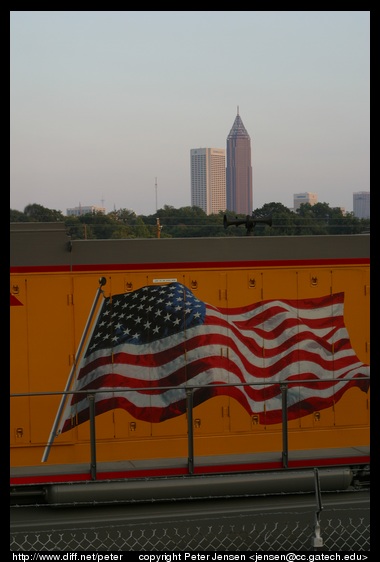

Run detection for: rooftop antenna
[[237, 105, 239, 115], [155, 177, 158, 213]]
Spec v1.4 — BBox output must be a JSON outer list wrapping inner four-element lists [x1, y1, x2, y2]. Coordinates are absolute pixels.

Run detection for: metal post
[[311, 467, 324, 550], [186, 389, 194, 474], [281, 383, 288, 468], [88, 393, 97, 481]]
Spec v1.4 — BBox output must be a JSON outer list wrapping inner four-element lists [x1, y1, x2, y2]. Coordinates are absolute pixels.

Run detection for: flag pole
[[41, 277, 107, 463]]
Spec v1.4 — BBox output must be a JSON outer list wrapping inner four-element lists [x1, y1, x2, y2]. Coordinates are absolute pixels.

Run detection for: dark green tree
[[255, 202, 296, 236], [23, 204, 65, 222], [64, 216, 95, 239], [76, 212, 116, 239], [10, 202, 370, 238], [10, 209, 28, 222], [134, 216, 154, 238]]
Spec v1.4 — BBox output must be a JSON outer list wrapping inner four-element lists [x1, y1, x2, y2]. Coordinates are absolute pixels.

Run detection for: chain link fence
[[10, 510, 369, 552]]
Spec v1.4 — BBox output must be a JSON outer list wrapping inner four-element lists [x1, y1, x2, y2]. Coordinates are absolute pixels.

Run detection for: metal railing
[[11, 376, 369, 479]]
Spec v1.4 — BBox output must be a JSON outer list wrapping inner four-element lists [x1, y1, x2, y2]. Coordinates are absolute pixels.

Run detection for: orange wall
[[10, 262, 370, 467]]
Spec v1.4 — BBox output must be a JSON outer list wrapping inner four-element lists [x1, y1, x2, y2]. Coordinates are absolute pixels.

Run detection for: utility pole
[[156, 217, 162, 238]]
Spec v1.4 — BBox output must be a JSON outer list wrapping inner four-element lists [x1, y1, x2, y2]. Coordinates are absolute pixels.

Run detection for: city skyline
[[56, 189, 371, 218], [10, 12, 370, 215]]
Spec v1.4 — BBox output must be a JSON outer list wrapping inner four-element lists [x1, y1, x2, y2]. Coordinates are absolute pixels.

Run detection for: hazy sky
[[10, 11, 370, 216]]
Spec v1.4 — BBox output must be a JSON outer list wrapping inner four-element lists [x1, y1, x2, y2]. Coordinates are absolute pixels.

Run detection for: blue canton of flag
[[86, 283, 206, 353]]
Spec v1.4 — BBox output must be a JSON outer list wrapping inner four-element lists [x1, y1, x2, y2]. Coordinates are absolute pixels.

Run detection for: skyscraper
[[226, 108, 253, 215], [353, 191, 370, 219], [190, 148, 226, 215]]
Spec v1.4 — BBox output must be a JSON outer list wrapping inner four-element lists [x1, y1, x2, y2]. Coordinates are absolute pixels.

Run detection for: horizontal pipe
[[45, 467, 353, 505]]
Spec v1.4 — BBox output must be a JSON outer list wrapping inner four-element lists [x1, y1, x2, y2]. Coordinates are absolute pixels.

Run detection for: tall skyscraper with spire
[[226, 108, 253, 215]]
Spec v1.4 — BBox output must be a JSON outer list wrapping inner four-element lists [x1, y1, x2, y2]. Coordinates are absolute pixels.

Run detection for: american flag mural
[[57, 282, 370, 434]]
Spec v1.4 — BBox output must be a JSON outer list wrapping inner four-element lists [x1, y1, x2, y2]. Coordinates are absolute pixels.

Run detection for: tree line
[[10, 202, 370, 239]]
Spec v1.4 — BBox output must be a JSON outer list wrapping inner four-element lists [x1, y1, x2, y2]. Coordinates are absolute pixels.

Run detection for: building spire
[[237, 105, 239, 116], [227, 110, 250, 140]]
